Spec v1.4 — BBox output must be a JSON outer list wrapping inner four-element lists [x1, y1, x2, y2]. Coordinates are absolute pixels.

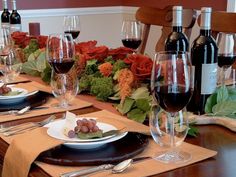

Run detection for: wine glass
[[121, 20, 142, 53], [0, 28, 21, 83], [50, 68, 78, 108], [150, 51, 193, 163], [216, 32, 236, 85], [63, 15, 81, 42], [46, 33, 76, 108]]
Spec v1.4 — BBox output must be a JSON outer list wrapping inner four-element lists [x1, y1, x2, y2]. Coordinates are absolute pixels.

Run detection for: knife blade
[[60, 156, 151, 177]]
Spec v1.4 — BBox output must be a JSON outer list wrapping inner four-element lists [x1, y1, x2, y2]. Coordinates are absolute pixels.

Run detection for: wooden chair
[[197, 11, 236, 69], [135, 6, 197, 54]]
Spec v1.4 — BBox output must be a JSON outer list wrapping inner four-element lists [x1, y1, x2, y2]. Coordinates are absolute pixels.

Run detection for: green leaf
[[205, 92, 217, 113], [187, 125, 198, 137], [116, 97, 135, 115], [127, 108, 146, 123], [136, 98, 151, 112], [228, 87, 236, 101], [130, 87, 150, 100], [212, 101, 236, 116], [21, 60, 41, 76], [36, 52, 46, 72], [41, 65, 52, 84], [217, 85, 229, 103]]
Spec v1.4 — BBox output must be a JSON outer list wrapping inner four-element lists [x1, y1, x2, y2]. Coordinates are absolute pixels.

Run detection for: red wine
[[64, 30, 80, 39], [154, 85, 192, 113], [1, 0, 10, 26], [9, 0, 21, 32], [49, 59, 74, 74], [218, 54, 236, 68], [187, 7, 218, 115], [122, 38, 141, 50], [165, 6, 189, 52]]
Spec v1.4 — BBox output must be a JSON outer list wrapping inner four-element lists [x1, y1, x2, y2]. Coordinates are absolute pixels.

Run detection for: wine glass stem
[[169, 113, 176, 148], [221, 67, 227, 85]]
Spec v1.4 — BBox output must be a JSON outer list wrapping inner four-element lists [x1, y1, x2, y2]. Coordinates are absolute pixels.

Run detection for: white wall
[[16, 6, 201, 58]]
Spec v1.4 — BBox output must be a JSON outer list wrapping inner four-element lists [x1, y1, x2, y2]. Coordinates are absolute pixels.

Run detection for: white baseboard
[[17, 6, 138, 18]]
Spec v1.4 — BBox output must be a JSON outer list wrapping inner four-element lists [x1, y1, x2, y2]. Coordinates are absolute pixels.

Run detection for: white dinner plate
[[45, 118, 128, 149], [0, 87, 39, 105]]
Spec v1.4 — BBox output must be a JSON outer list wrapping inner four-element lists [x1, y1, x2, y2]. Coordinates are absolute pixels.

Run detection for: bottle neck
[[11, 0, 16, 10], [172, 7, 182, 27], [200, 10, 211, 31], [173, 26, 182, 32], [2, 0, 8, 9], [200, 29, 211, 36]]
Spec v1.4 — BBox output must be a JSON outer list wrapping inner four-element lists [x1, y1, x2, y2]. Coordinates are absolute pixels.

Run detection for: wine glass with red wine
[[150, 51, 193, 163], [121, 20, 142, 53], [216, 32, 236, 85], [63, 15, 81, 42], [46, 33, 76, 108]]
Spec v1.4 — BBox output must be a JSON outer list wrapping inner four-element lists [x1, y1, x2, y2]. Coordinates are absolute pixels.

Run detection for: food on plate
[[63, 112, 102, 139], [0, 85, 12, 95], [75, 119, 103, 139], [63, 112, 77, 138]]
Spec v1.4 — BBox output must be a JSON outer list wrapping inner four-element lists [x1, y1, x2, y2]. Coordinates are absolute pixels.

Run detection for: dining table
[[0, 75, 236, 177]]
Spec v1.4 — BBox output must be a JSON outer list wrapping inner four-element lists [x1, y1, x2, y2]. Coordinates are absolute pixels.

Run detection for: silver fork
[[2, 115, 56, 136]]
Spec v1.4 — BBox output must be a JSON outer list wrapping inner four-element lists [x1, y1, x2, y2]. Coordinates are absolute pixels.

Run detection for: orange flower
[[98, 62, 113, 77]]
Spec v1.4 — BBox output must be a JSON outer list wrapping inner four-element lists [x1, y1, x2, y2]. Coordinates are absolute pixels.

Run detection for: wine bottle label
[[201, 63, 217, 94], [10, 24, 21, 33]]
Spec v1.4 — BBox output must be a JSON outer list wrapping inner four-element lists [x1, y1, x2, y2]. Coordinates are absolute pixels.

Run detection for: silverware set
[[60, 156, 151, 177], [0, 115, 55, 136]]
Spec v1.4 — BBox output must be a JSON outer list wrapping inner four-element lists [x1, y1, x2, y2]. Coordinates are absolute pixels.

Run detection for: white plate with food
[[45, 117, 127, 149], [0, 86, 39, 105]]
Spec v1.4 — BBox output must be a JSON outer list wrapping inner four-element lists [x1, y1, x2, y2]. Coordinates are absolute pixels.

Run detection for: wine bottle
[[187, 7, 218, 115], [1, 0, 10, 30], [9, 0, 21, 33], [165, 6, 189, 52]]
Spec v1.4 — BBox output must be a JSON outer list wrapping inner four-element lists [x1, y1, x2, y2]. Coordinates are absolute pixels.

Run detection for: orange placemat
[[0, 82, 92, 123], [35, 110, 217, 177]]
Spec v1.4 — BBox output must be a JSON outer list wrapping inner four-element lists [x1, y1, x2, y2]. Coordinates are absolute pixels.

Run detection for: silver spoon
[[60, 159, 133, 177]]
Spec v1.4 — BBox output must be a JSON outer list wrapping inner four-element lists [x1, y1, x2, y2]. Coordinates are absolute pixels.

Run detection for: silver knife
[[0, 106, 49, 115], [60, 156, 151, 177]]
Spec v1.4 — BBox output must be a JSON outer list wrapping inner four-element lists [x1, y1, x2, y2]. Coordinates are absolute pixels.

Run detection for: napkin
[[2, 128, 63, 177]]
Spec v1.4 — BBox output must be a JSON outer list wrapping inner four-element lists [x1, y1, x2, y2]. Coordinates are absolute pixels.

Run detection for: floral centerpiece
[[12, 32, 153, 123]]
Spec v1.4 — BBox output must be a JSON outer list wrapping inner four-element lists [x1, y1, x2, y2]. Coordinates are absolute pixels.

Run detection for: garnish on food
[[0, 85, 12, 95], [63, 112, 102, 139]]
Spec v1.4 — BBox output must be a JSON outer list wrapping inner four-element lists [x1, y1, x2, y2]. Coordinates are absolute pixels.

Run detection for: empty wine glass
[[121, 20, 142, 53], [0, 28, 21, 83], [216, 32, 236, 85], [51, 68, 78, 108], [63, 15, 81, 42], [150, 51, 193, 163]]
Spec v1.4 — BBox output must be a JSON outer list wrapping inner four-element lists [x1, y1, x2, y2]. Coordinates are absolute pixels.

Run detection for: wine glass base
[[51, 102, 71, 109], [154, 150, 191, 164]]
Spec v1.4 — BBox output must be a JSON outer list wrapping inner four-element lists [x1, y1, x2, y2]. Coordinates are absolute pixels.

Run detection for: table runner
[[0, 82, 93, 123], [1, 110, 217, 177]]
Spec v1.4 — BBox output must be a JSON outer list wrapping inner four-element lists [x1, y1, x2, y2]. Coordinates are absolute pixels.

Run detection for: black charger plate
[[37, 132, 149, 166], [0, 91, 52, 111]]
